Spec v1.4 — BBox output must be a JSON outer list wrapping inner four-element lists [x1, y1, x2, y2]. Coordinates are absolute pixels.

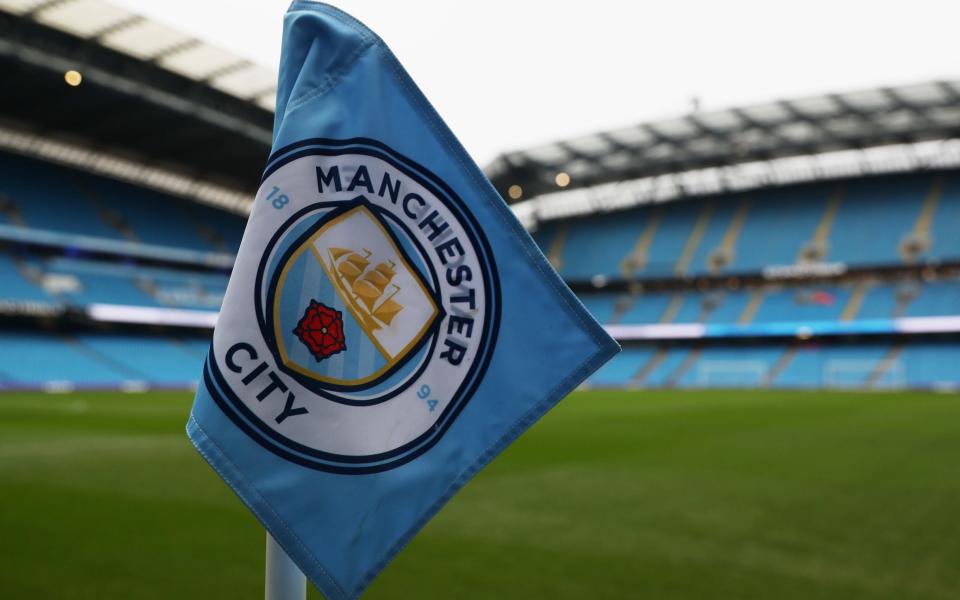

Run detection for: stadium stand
[[0, 0, 957, 392], [0, 150, 238, 389], [0, 153, 125, 241], [0, 152, 246, 251], [77, 334, 209, 385], [0, 252, 50, 302], [3, 149, 958, 390], [534, 173, 960, 281], [43, 257, 229, 309], [584, 341, 960, 390], [0, 0, 266, 403], [572, 278, 960, 326], [0, 330, 207, 389], [493, 85, 960, 391]]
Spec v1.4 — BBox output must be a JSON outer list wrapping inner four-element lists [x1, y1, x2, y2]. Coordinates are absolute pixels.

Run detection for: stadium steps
[[96, 206, 139, 242], [708, 198, 751, 274], [674, 203, 714, 276], [0, 194, 26, 226], [800, 186, 844, 262], [631, 347, 667, 386], [866, 343, 904, 389], [695, 295, 714, 322], [10, 254, 46, 290], [620, 208, 661, 277], [893, 286, 916, 318], [659, 294, 685, 323], [737, 289, 765, 325], [666, 346, 703, 387], [71, 176, 142, 242], [762, 344, 799, 387], [63, 335, 149, 380], [546, 222, 568, 271], [608, 293, 635, 325], [840, 281, 871, 321], [137, 278, 161, 303], [899, 177, 943, 264], [194, 222, 231, 253]]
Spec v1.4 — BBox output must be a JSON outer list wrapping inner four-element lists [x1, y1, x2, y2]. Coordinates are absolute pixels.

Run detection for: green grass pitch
[[1, 389, 959, 599]]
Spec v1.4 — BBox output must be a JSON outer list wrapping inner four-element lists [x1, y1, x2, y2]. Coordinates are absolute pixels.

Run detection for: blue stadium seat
[[644, 348, 691, 387], [619, 293, 674, 324], [0, 153, 124, 239], [60, 271, 160, 307], [187, 201, 246, 251], [677, 346, 781, 387], [578, 293, 618, 324], [531, 221, 559, 258], [776, 344, 890, 388], [0, 331, 210, 387], [704, 290, 752, 323], [638, 202, 700, 276], [899, 343, 960, 387], [44, 257, 228, 309], [856, 283, 900, 320], [533, 173, 960, 279], [827, 176, 928, 265], [84, 177, 221, 252], [176, 337, 213, 358], [751, 286, 850, 323], [78, 335, 204, 384], [686, 200, 739, 275], [558, 211, 646, 280], [0, 252, 52, 302], [671, 291, 708, 323], [907, 280, 960, 316], [589, 348, 654, 387], [580, 275, 959, 329], [0, 332, 129, 385], [0, 151, 246, 253], [930, 177, 960, 260], [733, 185, 830, 272]]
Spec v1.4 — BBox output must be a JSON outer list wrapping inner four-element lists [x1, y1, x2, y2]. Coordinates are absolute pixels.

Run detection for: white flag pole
[[266, 532, 306, 600]]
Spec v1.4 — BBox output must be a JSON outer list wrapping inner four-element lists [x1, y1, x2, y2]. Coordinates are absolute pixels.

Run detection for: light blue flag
[[187, 3, 618, 598]]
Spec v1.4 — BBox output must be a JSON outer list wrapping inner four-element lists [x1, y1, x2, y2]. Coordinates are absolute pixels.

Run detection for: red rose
[[293, 300, 346, 361]]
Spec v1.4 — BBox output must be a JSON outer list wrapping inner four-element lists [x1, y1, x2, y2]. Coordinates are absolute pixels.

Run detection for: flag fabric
[[186, 3, 619, 598]]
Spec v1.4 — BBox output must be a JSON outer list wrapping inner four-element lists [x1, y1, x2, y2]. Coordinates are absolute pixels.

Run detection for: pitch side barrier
[[0, 381, 198, 393], [73, 308, 960, 337], [605, 316, 960, 341], [7, 304, 959, 338]]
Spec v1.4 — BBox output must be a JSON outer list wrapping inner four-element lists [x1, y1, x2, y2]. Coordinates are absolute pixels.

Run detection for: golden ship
[[327, 247, 404, 331]]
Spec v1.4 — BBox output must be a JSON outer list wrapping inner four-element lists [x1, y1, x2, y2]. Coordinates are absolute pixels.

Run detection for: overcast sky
[[114, 0, 960, 166]]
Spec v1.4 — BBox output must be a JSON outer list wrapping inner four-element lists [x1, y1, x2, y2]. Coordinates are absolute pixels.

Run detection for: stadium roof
[[489, 80, 960, 225], [1, 0, 277, 109], [4, 1, 960, 223], [0, 0, 275, 211]]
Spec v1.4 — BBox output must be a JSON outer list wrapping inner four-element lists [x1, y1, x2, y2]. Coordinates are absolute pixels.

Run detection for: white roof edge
[[501, 79, 960, 167], [514, 139, 960, 230]]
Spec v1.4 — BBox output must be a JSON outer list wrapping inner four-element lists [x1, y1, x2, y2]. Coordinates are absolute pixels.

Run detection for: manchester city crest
[[204, 139, 499, 473], [266, 201, 444, 392]]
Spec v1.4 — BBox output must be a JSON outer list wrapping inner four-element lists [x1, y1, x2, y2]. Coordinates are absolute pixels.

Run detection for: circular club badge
[[205, 140, 499, 474]]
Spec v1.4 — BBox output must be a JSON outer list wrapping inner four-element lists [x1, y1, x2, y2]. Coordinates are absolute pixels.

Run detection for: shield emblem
[[268, 203, 442, 389]]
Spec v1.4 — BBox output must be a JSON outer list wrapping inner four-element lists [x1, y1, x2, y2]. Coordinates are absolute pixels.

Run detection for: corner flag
[[186, 3, 618, 598]]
